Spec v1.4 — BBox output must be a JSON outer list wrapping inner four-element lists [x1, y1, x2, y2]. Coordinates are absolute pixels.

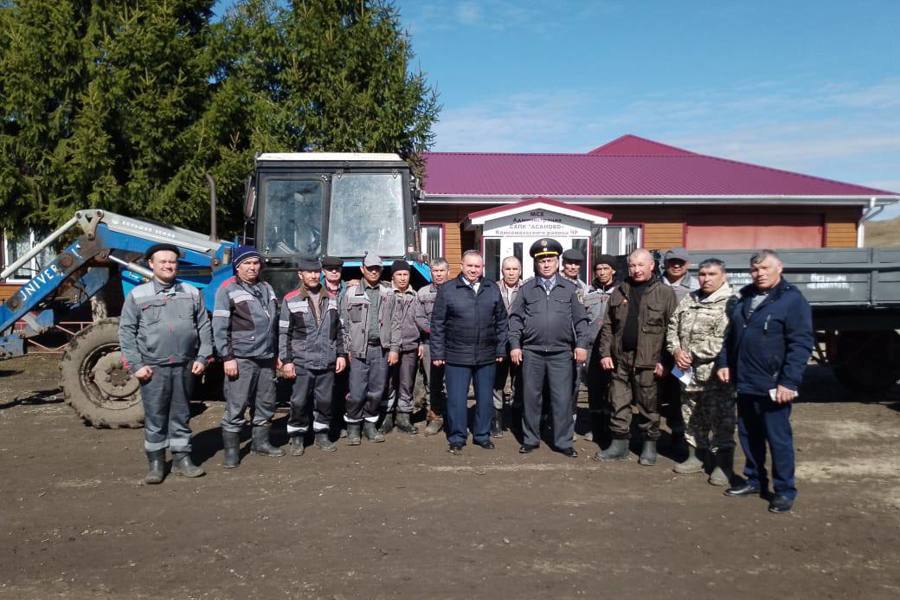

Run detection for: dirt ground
[[1, 354, 900, 599]]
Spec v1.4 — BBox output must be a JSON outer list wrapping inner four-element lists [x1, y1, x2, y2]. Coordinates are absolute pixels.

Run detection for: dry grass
[[865, 217, 900, 247]]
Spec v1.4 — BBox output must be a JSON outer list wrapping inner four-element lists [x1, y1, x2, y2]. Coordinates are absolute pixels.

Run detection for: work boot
[[347, 423, 362, 446], [289, 435, 305, 456], [594, 438, 630, 461], [395, 413, 418, 434], [222, 430, 241, 469], [638, 440, 658, 466], [709, 448, 734, 486], [144, 450, 166, 484], [424, 415, 443, 436], [315, 431, 337, 452], [171, 452, 205, 478], [380, 413, 394, 435], [673, 446, 704, 474], [363, 421, 385, 443], [251, 425, 285, 457], [491, 408, 504, 438]]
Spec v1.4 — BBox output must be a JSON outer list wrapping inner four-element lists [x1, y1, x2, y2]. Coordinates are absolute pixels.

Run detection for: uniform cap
[[529, 238, 563, 259], [145, 243, 181, 260]]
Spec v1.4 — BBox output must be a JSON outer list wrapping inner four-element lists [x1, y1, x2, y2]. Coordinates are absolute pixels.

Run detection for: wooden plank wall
[[824, 208, 859, 248]]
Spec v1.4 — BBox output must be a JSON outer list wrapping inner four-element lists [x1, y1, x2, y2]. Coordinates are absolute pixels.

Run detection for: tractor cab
[[243, 153, 429, 296]]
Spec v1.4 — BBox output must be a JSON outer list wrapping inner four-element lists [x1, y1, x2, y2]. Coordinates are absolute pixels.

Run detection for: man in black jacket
[[509, 239, 591, 457], [430, 250, 508, 455]]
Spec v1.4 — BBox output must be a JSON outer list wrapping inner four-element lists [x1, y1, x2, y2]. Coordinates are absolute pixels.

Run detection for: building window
[[593, 225, 641, 257], [484, 238, 501, 282], [2, 230, 54, 283], [420, 224, 444, 261]]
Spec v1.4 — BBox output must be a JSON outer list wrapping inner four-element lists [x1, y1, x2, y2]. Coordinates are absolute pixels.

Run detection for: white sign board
[[483, 209, 593, 238]]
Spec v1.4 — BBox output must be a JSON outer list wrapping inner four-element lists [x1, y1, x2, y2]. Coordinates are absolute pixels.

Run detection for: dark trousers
[[737, 393, 797, 500], [287, 364, 335, 435], [221, 357, 276, 433], [444, 362, 496, 446], [421, 343, 445, 416], [347, 345, 388, 423], [141, 363, 194, 453], [385, 349, 419, 414], [609, 350, 660, 440], [492, 356, 520, 410], [521, 349, 574, 450], [331, 368, 349, 433]]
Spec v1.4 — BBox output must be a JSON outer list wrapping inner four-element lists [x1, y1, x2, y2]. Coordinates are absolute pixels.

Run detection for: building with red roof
[[417, 135, 899, 279]]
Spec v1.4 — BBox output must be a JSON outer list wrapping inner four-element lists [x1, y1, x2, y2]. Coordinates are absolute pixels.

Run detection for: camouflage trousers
[[681, 384, 736, 451]]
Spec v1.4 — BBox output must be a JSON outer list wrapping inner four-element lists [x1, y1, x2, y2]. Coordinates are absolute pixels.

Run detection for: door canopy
[[466, 197, 612, 238]]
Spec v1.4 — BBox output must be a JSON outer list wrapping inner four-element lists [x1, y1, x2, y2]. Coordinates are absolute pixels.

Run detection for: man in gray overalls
[[212, 245, 284, 468], [119, 243, 213, 484], [279, 257, 347, 455], [340, 252, 396, 445]]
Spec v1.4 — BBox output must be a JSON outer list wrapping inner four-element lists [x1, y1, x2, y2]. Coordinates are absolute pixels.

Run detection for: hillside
[[865, 218, 900, 247]]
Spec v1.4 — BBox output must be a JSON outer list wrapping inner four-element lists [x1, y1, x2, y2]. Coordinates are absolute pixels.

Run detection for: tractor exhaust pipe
[[205, 172, 217, 242]]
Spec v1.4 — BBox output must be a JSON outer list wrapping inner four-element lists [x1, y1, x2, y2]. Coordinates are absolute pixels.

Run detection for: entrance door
[[490, 236, 590, 281]]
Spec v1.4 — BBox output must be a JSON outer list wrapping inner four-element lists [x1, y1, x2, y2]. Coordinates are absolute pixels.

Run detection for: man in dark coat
[[430, 250, 508, 455], [717, 249, 814, 514]]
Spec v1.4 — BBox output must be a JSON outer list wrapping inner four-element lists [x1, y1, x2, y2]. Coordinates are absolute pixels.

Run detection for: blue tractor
[[0, 153, 429, 427]]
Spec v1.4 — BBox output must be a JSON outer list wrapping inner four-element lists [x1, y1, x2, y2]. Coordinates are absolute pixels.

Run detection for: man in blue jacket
[[430, 250, 508, 455], [717, 249, 814, 514]]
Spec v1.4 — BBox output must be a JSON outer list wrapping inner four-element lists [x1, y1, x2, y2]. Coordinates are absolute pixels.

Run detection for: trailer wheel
[[832, 331, 900, 393], [60, 318, 144, 428]]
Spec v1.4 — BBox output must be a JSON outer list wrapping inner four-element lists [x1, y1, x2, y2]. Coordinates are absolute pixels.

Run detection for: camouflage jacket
[[665, 282, 736, 391]]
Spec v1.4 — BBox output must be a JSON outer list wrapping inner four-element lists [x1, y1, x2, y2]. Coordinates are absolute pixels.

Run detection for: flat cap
[[321, 256, 344, 269], [529, 238, 563, 259], [145, 243, 181, 260], [664, 247, 690, 263], [362, 252, 383, 268], [561, 248, 585, 263], [391, 259, 411, 273], [296, 257, 322, 271], [594, 254, 617, 267]]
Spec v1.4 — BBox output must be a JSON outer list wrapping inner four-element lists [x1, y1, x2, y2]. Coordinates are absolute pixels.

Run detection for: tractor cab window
[[260, 179, 323, 257], [328, 173, 405, 258]]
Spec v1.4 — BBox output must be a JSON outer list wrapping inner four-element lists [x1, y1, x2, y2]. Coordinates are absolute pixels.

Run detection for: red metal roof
[[422, 134, 896, 198]]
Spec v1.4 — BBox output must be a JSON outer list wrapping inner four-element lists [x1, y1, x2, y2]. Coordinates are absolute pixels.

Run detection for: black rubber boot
[[709, 447, 734, 486], [395, 413, 418, 434], [289, 435, 305, 456], [491, 408, 504, 438], [639, 440, 658, 466], [673, 446, 704, 474], [379, 413, 394, 434], [171, 452, 205, 478], [251, 425, 285, 457], [222, 431, 241, 469], [347, 423, 362, 446], [364, 421, 385, 443], [594, 438, 629, 461], [315, 431, 337, 452], [144, 450, 166, 484]]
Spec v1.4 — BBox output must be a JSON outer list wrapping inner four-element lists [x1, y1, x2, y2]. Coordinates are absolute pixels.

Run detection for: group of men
[[118, 237, 813, 514]]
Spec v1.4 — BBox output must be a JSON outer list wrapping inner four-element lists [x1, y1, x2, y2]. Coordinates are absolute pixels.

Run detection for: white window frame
[[597, 225, 642, 256], [2, 230, 51, 284], [419, 224, 444, 261]]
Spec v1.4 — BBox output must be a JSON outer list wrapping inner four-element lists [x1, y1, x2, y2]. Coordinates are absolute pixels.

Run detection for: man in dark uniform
[[508, 239, 590, 457], [119, 243, 213, 484]]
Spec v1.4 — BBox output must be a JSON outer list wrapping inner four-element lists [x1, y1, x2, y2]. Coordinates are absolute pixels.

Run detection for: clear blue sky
[[217, 1, 900, 217]]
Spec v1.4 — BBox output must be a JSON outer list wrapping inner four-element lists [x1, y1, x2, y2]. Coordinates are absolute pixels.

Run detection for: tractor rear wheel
[[60, 318, 144, 428]]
